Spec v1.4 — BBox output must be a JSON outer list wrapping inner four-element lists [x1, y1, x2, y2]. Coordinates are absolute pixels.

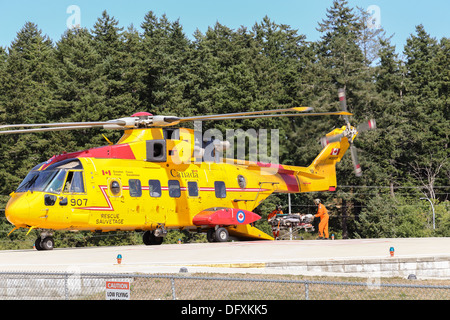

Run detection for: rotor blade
[[0, 125, 99, 135], [356, 119, 376, 132], [350, 144, 362, 177], [0, 120, 126, 130], [338, 88, 351, 127], [177, 107, 313, 122], [179, 111, 352, 123], [149, 115, 182, 127], [320, 133, 345, 148], [338, 88, 348, 112]]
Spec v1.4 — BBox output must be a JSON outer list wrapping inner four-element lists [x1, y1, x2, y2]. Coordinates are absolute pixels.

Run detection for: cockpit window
[[16, 170, 59, 193], [16, 160, 85, 194], [45, 170, 67, 194]]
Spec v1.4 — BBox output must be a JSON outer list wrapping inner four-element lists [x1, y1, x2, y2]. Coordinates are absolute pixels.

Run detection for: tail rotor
[[321, 88, 376, 177]]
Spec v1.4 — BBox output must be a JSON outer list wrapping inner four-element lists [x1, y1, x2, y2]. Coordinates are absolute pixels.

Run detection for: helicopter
[[4, 88, 375, 250]]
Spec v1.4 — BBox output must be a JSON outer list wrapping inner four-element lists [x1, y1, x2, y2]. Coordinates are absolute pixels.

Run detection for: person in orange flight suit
[[314, 199, 329, 240], [268, 205, 283, 221], [268, 205, 283, 239]]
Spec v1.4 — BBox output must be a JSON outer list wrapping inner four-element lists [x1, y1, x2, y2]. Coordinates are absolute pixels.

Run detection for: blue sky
[[0, 0, 449, 54]]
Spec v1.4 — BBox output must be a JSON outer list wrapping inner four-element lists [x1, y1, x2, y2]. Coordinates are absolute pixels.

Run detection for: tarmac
[[0, 237, 449, 279]]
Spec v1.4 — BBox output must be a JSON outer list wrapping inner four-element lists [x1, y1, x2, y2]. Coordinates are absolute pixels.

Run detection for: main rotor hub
[[131, 112, 153, 118], [130, 112, 153, 128], [343, 126, 358, 141]]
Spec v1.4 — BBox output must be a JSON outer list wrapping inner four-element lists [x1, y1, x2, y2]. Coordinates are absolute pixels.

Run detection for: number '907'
[[71, 199, 88, 206]]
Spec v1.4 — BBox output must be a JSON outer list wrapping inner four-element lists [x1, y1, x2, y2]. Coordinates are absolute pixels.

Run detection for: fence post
[[64, 273, 69, 300], [305, 282, 309, 300], [171, 277, 176, 300]]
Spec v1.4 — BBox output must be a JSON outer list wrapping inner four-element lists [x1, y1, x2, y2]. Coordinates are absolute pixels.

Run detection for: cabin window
[[44, 194, 57, 206], [129, 179, 142, 197], [110, 180, 121, 196], [188, 181, 199, 197], [63, 171, 85, 193], [168, 180, 181, 198], [237, 175, 247, 189], [214, 181, 227, 198], [149, 180, 161, 197]]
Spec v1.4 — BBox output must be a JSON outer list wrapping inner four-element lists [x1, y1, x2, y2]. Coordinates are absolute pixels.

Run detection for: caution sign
[[105, 281, 130, 300]]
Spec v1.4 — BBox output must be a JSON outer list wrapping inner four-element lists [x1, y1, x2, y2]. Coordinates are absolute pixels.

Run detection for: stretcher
[[268, 213, 315, 240]]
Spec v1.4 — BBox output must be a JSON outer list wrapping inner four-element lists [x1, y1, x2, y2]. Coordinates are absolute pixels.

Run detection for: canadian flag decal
[[330, 148, 340, 156]]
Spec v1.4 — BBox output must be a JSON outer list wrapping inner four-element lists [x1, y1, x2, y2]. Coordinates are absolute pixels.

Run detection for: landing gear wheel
[[215, 227, 229, 242], [206, 229, 216, 243], [143, 231, 164, 245], [34, 238, 43, 251], [35, 237, 54, 251], [40, 237, 54, 250]]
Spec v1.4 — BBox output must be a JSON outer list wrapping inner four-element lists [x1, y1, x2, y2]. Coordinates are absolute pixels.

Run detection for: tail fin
[[295, 127, 350, 193], [237, 126, 351, 193]]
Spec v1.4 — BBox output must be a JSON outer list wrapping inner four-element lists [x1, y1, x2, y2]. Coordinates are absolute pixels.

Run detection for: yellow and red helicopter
[[4, 89, 375, 250]]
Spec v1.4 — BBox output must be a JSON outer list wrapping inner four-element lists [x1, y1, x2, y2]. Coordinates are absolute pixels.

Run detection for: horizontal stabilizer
[[226, 224, 274, 241]]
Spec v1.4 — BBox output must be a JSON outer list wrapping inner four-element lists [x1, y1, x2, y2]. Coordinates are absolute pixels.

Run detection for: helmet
[[313, 199, 321, 205], [277, 205, 282, 210]]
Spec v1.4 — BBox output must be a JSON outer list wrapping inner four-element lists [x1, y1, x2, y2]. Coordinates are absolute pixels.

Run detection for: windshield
[[16, 159, 84, 194], [16, 170, 66, 194]]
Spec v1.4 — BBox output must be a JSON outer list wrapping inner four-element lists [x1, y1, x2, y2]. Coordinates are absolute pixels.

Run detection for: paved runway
[[0, 237, 449, 278]]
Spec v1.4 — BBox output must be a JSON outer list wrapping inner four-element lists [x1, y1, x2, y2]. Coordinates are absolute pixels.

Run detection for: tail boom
[[276, 127, 350, 193]]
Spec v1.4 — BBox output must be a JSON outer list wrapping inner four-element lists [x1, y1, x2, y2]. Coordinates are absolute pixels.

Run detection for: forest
[[0, 0, 448, 248]]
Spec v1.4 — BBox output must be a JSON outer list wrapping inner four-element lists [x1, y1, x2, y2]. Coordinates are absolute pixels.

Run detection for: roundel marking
[[237, 210, 246, 223]]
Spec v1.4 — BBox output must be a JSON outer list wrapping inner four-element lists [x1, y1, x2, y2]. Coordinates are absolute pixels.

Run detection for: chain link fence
[[0, 271, 448, 300]]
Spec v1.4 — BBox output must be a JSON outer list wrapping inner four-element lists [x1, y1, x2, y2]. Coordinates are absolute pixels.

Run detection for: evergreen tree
[[0, 46, 7, 115], [4, 22, 56, 123], [356, 194, 430, 238], [141, 12, 191, 117], [368, 38, 406, 196], [251, 17, 318, 166], [121, 25, 146, 112], [54, 27, 105, 149], [0, 22, 58, 201], [91, 11, 142, 144], [316, 0, 366, 89], [402, 25, 449, 201]]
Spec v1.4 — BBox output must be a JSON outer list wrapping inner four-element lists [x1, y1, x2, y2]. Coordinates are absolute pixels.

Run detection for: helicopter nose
[[5, 193, 30, 227]]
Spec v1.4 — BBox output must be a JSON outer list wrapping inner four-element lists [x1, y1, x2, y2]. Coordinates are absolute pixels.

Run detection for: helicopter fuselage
[[5, 125, 350, 248]]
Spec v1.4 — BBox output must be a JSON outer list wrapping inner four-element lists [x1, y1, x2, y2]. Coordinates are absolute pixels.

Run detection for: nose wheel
[[34, 231, 55, 251], [35, 237, 55, 250]]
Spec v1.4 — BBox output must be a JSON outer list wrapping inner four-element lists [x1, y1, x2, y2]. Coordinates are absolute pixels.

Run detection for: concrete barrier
[[266, 256, 450, 279]]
